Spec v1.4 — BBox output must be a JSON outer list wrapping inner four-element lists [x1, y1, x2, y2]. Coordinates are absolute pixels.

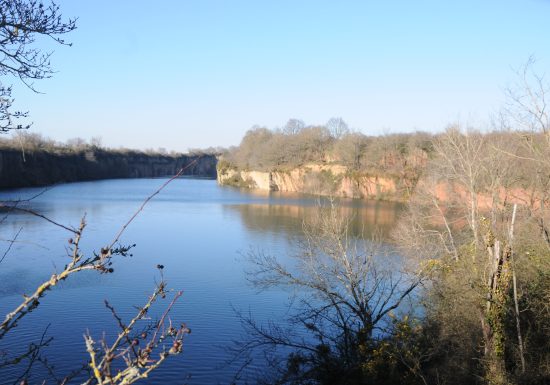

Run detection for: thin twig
[[108, 158, 201, 249], [0, 186, 53, 225], [0, 226, 22, 264], [0, 205, 78, 234]]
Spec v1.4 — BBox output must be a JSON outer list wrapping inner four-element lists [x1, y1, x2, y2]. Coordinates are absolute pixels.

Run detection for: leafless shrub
[[233, 202, 425, 383]]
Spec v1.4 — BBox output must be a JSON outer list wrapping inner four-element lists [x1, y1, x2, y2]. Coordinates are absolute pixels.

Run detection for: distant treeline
[[221, 119, 550, 188], [0, 132, 218, 188]]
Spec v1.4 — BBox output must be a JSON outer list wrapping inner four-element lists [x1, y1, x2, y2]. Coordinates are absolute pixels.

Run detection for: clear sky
[[8, 0, 550, 151]]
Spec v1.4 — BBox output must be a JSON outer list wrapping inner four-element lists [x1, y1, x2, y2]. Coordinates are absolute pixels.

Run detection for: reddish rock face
[[217, 164, 404, 201]]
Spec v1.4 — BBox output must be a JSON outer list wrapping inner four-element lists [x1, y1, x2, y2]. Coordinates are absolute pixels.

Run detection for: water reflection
[[0, 179, 403, 384], [224, 199, 402, 239]]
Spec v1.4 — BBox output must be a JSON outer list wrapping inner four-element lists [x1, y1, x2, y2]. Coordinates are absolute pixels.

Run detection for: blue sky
[[9, 0, 550, 151]]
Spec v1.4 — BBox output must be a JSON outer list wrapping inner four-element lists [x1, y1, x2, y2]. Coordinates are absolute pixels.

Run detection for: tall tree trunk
[[483, 238, 511, 385], [509, 204, 526, 373], [470, 189, 479, 254]]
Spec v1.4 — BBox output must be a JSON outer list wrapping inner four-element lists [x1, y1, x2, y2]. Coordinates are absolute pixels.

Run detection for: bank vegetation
[[219, 119, 431, 200], [232, 62, 550, 385]]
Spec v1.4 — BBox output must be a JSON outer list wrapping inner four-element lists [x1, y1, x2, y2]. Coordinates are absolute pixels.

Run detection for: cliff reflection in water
[[224, 199, 403, 239]]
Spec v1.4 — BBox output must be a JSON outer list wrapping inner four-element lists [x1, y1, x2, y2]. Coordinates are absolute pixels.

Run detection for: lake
[[0, 178, 401, 384]]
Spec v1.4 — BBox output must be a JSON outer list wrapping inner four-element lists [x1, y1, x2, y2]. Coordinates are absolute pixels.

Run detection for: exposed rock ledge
[[217, 164, 412, 201]]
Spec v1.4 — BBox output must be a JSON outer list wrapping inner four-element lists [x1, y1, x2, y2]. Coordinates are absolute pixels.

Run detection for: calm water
[[0, 178, 401, 384]]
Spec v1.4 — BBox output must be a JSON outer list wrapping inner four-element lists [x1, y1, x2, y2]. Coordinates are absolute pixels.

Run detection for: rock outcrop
[[217, 163, 411, 201], [0, 149, 217, 188]]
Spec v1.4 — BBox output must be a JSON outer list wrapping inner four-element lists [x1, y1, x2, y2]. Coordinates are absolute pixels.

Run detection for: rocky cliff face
[[0, 149, 217, 188], [217, 163, 409, 201]]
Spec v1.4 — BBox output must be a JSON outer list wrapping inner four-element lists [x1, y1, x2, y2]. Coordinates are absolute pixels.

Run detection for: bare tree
[[237, 203, 424, 384], [332, 132, 368, 170], [504, 56, 549, 140], [502, 58, 550, 251], [326, 117, 349, 139], [0, 0, 76, 132], [394, 122, 550, 384], [0, 84, 29, 132], [432, 126, 488, 250], [283, 118, 305, 135]]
